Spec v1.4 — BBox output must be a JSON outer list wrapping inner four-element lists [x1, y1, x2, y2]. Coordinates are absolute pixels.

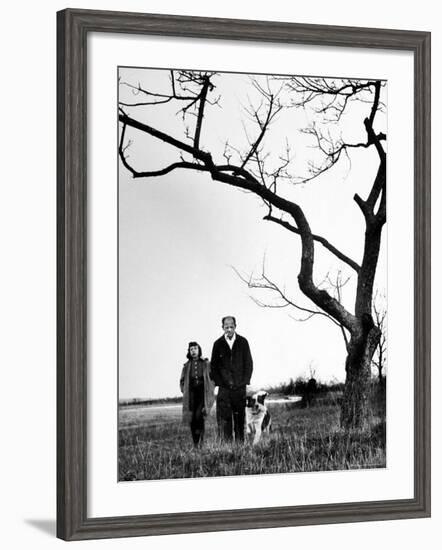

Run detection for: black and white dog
[[245, 390, 272, 444]]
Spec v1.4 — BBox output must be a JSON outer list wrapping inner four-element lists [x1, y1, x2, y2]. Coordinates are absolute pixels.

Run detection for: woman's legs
[[190, 384, 205, 446]]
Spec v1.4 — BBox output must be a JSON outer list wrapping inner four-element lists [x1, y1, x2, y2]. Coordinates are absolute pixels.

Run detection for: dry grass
[[118, 397, 386, 481]]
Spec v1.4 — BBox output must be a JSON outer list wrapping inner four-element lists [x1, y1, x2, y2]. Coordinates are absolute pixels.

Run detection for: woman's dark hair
[[186, 341, 202, 360]]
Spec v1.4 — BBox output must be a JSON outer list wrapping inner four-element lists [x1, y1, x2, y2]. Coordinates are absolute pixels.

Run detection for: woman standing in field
[[180, 342, 216, 447]]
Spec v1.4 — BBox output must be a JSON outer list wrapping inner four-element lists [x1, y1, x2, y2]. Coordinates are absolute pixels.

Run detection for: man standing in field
[[210, 316, 253, 442]]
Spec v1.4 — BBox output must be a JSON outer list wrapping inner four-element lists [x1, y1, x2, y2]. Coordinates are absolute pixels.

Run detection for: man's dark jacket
[[210, 334, 253, 389]]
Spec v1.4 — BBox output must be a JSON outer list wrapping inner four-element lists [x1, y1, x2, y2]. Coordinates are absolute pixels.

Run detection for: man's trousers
[[216, 386, 246, 442]]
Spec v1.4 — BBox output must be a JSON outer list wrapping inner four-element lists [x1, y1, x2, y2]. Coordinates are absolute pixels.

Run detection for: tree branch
[[240, 88, 281, 169], [231, 265, 341, 327], [119, 88, 360, 334], [194, 77, 212, 149], [263, 214, 360, 273]]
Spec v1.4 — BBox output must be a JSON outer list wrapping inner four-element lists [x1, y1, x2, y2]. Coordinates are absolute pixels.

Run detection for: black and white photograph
[[1, 0, 436, 546], [117, 67, 387, 481]]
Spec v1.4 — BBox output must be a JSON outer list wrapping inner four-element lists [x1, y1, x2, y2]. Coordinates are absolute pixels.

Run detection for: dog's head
[[255, 390, 268, 405], [246, 390, 268, 412], [246, 395, 255, 408]]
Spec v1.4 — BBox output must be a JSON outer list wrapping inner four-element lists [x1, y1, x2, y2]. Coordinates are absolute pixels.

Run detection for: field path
[[119, 396, 302, 428]]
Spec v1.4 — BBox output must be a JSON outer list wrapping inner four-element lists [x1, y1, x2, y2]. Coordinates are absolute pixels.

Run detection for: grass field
[[118, 391, 386, 481]]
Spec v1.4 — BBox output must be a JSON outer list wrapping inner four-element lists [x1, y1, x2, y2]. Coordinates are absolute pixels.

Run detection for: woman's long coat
[[180, 359, 216, 424]]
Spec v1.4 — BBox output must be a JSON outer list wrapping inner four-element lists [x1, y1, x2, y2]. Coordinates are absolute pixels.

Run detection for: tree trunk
[[340, 325, 381, 430]]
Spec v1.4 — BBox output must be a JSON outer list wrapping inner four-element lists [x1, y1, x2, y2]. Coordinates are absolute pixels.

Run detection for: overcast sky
[[118, 67, 387, 399]]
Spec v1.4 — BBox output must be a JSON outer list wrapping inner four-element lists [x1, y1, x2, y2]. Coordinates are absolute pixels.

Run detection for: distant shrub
[[266, 376, 346, 398]]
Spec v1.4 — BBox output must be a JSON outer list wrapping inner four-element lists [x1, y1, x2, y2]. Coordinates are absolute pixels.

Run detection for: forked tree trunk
[[340, 324, 381, 430]]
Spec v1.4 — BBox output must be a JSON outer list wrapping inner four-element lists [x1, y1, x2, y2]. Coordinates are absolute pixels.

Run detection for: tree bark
[[340, 324, 381, 430]]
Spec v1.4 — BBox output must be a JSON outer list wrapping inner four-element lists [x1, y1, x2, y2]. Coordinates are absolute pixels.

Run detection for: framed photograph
[[57, 8, 431, 541]]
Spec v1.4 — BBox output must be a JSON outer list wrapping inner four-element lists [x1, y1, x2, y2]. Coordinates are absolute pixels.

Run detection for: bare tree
[[118, 70, 386, 429], [372, 296, 387, 382]]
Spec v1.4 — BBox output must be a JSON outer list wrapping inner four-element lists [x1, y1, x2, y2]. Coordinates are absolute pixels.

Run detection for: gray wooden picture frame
[[57, 8, 431, 541]]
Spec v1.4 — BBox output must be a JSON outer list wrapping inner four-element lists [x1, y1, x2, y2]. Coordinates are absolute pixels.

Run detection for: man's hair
[[222, 315, 236, 327], [186, 341, 203, 360]]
